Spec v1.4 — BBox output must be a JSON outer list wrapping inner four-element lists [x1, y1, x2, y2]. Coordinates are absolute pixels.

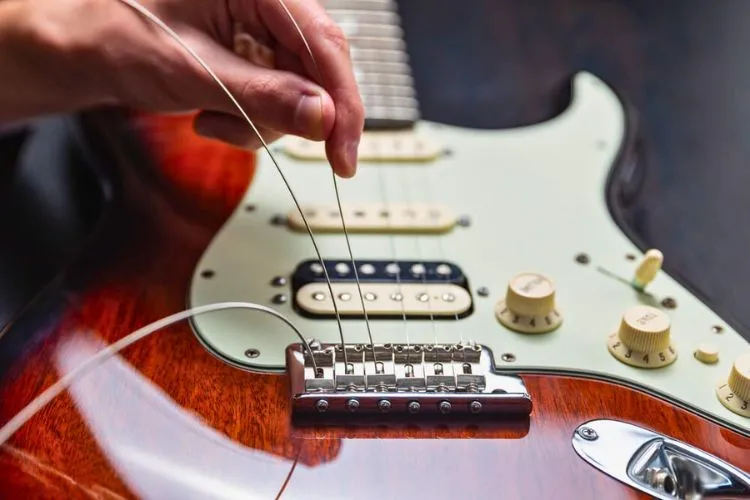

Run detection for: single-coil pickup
[[296, 283, 472, 318], [282, 132, 443, 162], [287, 203, 456, 234]]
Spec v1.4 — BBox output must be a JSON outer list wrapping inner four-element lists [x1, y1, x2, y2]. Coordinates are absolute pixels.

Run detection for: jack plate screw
[[579, 427, 598, 440]]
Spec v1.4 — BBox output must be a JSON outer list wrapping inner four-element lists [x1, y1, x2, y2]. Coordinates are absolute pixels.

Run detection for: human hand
[[12, 0, 364, 177]]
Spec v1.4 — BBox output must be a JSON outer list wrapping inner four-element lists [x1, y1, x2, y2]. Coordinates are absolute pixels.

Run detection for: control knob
[[495, 272, 562, 334], [607, 305, 677, 368], [716, 352, 750, 418]]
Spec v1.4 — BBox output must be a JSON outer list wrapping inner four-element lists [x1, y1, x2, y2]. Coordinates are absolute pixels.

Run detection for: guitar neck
[[323, 0, 420, 130]]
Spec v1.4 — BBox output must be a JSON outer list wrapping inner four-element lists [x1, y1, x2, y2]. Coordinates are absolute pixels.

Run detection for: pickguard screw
[[408, 401, 420, 414], [316, 400, 329, 413], [711, 325, 724, 334], [661, 297, 677, 309], [244, 348, 260, 358], [270, 214, 286, 226], [575, 253, 590, 264], [245, 204, 256, 212], [625, 253, 637, 261], [201, 269, 215, 279], [438, 401, 452, 414], [477, 287, 490, 297], [347, 399, 360, 412], [469, 401, 482, 414], [271, 293, 288, 304], [457, 216, 471, 227], [271, 276, 287, 287], [443, 148, 453, 157], [378, 400, 392, 413], [579, 426, 598, 440], [501, 353, 516, 362]]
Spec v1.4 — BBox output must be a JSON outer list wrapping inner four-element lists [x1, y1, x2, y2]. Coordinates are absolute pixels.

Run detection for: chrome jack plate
[[285, 341, 532, 423], [572, 419, 750, 499]]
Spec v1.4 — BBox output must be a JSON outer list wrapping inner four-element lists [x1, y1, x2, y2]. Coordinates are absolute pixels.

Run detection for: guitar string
[[343, 0, 439, 350], [421, 167, 465, 343], [0, 302, 315, 447], [272, 0, 375, 353], [118, 0, 361, 364], [340, 0, 411, 350], [375, 163, 410, 348]]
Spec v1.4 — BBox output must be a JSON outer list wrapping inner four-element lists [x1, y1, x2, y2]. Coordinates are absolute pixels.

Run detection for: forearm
[[0, 0, 112, 122]]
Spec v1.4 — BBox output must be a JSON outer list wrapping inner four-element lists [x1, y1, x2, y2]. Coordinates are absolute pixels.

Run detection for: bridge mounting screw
[[579, 426, 598, 441], [438, 401, 452, 414], [408, 401, 420, 414], [316, 400, 329, 413], [346, 399, 360, 412], [378, 400, 392, 413], [469, 401, 482, 414]]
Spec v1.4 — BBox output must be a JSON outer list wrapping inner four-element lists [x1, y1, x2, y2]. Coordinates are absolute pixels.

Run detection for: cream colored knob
[[694, 344, 719, 364], [495, 273, 562, 334], [632, 249, 663, 290], [716, 353, 750, 417], [607, 305, 677, 368]]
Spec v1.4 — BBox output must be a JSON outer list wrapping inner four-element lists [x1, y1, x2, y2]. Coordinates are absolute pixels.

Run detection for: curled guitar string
[[273, 0, 375, 350], [117, 0, 352, 364], [0, 302, 315, 447]]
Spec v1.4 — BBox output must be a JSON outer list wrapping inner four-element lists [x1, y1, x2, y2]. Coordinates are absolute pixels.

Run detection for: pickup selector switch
[[495, 273, 562, 334], [607, 305, 676, 368], [716, 352, 750, 418]]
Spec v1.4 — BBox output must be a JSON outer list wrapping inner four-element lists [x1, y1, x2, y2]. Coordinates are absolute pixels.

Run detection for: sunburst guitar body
[[1, 0, 749, 499]]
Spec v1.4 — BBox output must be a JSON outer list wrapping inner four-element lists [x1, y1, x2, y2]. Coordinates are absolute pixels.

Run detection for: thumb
[[192, 36, 335, 142]]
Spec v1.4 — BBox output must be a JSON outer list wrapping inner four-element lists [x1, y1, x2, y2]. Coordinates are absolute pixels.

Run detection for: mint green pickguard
[[187, 72, 750, 437]]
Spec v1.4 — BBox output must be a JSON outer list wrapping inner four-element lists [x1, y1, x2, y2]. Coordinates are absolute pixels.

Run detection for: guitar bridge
[[285, 341, 532, 422]]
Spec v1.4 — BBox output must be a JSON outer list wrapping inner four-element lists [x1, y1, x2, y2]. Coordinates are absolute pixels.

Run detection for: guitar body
[[1, 1, 750, 498], [0, 109, 745, 499]]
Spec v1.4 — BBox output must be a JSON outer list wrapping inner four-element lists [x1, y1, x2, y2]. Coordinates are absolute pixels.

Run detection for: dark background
[[1, 0, 749, 355], [397, 0, 750, 335]]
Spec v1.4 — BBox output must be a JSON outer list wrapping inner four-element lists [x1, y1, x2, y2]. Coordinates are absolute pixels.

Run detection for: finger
[[240, 0, 365, 177], [187, 33, 336, 142], [193, 110, 283, 149]]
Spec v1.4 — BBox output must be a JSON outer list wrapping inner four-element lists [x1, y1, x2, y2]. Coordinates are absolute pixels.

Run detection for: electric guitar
[[1, 0, 749, 498]]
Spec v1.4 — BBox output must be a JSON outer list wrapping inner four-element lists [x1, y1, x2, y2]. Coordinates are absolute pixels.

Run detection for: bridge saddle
[[286, 341, 532, 421]]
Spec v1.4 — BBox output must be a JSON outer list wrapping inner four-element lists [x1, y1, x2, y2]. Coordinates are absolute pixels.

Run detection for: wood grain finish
[[0, 112, 747, 499]]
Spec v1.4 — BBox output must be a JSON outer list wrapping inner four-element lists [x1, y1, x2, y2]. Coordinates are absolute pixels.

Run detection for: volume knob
[[716, 352, 750, 418], [495, 272, 562, 334], [607, 305, 677, 368]]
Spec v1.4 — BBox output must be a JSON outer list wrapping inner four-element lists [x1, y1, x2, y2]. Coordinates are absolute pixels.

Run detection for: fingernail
[[295, 94, 324, 139], [343, 139, 359, 176]]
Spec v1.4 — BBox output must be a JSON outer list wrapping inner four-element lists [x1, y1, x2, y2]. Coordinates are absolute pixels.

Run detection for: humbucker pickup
[[291, 259, 474, 319], [282, 132, 443, 162], [287, 203, 457, 234], [286, 341, 532, 422]]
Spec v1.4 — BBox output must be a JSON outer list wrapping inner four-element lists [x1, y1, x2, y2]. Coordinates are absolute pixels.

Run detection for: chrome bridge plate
[[285, 341, 532, 421]]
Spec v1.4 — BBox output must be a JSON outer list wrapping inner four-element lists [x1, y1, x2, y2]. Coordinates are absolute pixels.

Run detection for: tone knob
[[607, 305, 677, 368], [716, 352, 750, 418], [495, 272, 562, 334]]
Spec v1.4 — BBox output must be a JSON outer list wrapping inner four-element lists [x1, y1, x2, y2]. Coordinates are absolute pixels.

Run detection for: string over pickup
[[281, 132, 442, 162], [286, 342, 532, 423], [287, 203, 457, 234]]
